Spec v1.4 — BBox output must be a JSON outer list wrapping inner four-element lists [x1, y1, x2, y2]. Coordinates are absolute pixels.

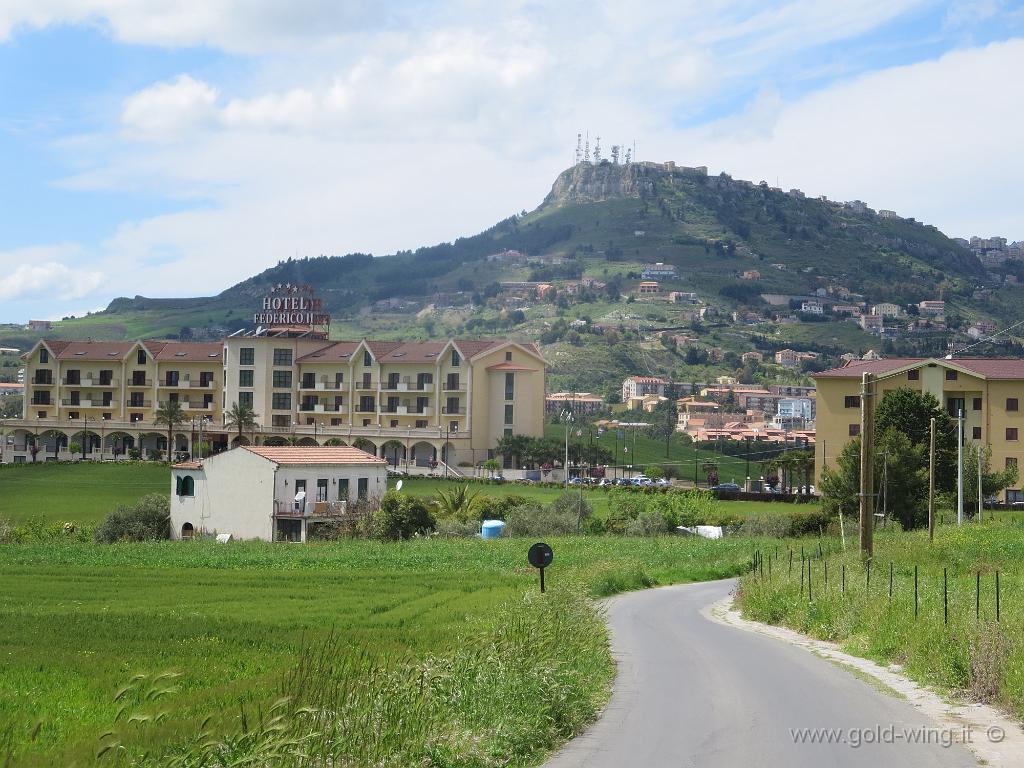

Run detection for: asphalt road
[[544, 579, 977, 768]]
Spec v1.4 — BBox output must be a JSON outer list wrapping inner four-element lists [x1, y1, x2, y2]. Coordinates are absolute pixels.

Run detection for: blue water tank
[[480, 519, 506, 539]]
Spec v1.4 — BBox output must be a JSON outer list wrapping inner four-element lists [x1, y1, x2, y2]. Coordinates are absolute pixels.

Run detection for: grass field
[[738, 521, 1024, 718], [0, 536, 758, 766], [0, 462, 170, 525]]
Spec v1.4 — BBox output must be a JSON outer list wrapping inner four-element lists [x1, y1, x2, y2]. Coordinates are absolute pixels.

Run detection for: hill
[[4, 160, 1021, 396]]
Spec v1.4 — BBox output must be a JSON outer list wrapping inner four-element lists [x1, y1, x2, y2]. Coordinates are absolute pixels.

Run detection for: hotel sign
[[253, 283, 331, 327]]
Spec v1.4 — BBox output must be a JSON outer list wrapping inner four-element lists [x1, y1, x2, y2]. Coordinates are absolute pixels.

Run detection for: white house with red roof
[[171, 445, 388, 542]]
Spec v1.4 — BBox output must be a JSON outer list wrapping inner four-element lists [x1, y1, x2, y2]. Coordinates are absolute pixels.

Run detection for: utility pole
[[977, 444, 984, 523], [928, 416, 936, 542], [858, 372, 874, 559], [881, 450, 889, 528], [957, 409, 964, 525]]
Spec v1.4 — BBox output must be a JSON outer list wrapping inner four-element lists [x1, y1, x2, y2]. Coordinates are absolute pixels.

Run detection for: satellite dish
[[396, 480, 404, 492], [255, 326, 265, 336]]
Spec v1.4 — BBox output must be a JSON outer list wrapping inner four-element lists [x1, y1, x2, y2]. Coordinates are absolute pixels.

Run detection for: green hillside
[[4, 160, 1018, 391]]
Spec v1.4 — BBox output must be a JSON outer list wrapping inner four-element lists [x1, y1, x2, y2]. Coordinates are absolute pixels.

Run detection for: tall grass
[[738, 521, 1024, 717]]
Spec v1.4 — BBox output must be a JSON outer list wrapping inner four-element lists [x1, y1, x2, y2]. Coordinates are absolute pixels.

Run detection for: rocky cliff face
[[543, 161, 660, 206]]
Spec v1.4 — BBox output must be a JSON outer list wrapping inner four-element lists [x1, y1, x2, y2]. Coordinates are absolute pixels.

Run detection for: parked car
[[654, 478, 672, 487], [568, 477, 584, 485], [598, 478, 613, 487], [614, 478, 632, 486], [710, 482, 741, 492]]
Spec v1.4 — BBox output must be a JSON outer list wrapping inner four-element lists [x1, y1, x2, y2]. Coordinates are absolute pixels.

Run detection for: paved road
[[545, 579, 976, 768]]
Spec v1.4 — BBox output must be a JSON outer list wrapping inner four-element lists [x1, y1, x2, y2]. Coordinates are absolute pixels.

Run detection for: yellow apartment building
[[814, 357, 1024, 501], [4, 335, 545, 471]]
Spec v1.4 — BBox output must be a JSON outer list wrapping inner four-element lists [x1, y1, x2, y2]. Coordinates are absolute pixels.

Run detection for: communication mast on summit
[[610, 145, 620, 164], [593, 136, 602, 163], [575, 132, 634, 165], [575, 133, 583, 164], [584, 131, 590, 162]]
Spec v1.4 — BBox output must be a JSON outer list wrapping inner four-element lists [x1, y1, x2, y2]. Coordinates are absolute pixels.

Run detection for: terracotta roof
[[172, 460, 203, 470], [297, 341, 359, 362], [243, 445, 386, 465], [53, 341, 137, 361], [627, 375, 667, 383], [377, 341, 449, 363], [364, 341, 403, 359], [813, 358, 924, 378], [151, 342, 223, 362], [452, 340, 501, 358], [815, 357, 1024, 380], [486, 362, 538, 372]]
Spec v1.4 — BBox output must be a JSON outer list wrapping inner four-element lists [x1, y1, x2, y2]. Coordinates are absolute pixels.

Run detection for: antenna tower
[[624, 147, 631, 165], [611, 145, 620, 165], [584, 131, 590, 163], [575, 133, 583, 164], [593, 136, 602, 163]]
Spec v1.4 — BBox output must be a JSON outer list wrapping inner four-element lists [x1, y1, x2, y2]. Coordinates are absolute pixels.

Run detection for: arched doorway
[[352, 437, 377, 455], [411, 441, 436, 467], [180, 522, 194, 540], [381, 440, 406, 468]]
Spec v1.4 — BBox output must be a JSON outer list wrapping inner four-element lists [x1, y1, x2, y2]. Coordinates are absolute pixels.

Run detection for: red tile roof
[[243, 446, 386, 465], [815, 357, 1024, 380], [53, 341, 137, 361], [297, 342, 359, 362], [150, 342, 223, 362], [172, 460, 203, 470]]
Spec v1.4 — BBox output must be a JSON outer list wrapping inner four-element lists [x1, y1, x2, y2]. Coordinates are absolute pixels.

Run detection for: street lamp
[[561, 409, 573, 488]]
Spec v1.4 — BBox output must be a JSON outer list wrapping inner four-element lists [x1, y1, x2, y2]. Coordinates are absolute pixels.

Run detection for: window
[[138, 349, 146, 364], [165, 370, 179, 386], [302, 372, 315, 388], [272, 393, 291, 410], [331, 418, 341, 426], [176, 476, 195, 497], [338, 478, 349, 500], [1007, 458, 1018, 470], [132, 370, 146, 386], [129, 393, 145, 407], [946, 369, 957, 381], [844, 395, 860, 408], [504, 404, 514, 425], [359, 395, 375, 412], [102, 412, 112, 420], [335, 371, 345, 386], [973, 426, 982, 439], [451, 350, 460, 367], [295, 480, 306, 495], [68, 411, 79, 419], [272, 370, 292, 388], [849, 424, 860, 436], [39, 348, 48, 363], [363, 350, 372, 366], [37, 411, 47, 419], [200, 372, 214, 387], [357, 477, 368, 500], [272, 415, 290, 427], [316, 479, 328, 502], [907, 369, 919, 381], [100, 370, 112, 385], [239, 391, 254, 408], [272, 348, 293, 366], [70, 391, 80, 406], [504, 427, 513, 438], [31, 392, 50, 405], [102, 392, 112, 407], [66, 369, 80, 385], [973, 398, 983, 411], [130, 413, 142, 422], [947, 397, 965, 418], [505, 351, 512, 361], [1007, 428, 1019, 441], [390, 419, 398, 427], [416, 420, 428, 428], [1009, 398, 1019, 412], [239, 370, 254, 387], [240, 347, 255, 365], [505, 372, 514, 400]]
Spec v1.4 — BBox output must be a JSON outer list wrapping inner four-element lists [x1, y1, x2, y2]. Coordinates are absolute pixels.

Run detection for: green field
[[0, 462, 171, 524], [739, 522, 1024, 718], [0, 536, 757, 766]]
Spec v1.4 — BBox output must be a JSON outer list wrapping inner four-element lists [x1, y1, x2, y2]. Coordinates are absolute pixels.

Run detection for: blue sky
[[1, 1, 1023, 323]]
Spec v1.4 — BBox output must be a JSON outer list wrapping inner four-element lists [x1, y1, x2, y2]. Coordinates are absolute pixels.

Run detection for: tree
[[648, 399, 678, 458], [224, 401, 259, 443], [433, 485, 482, 522], [874, 387, 956, 491], [963, 446, 1019, 516], [154, 400, 185, 461], [374, 491, 435, 540], [822, 430, 928, 530], [495, 433, 531, 469]]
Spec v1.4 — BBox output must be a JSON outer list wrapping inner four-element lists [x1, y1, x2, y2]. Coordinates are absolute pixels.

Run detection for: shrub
[[434, 518, 483, 538], [476, 494, 531, 521], [549, 491, 592, 528], [504, 502, 577, 537], [374, 491, 436, 540], [94, 494, 171, 543], [626, 508, 668, 536]]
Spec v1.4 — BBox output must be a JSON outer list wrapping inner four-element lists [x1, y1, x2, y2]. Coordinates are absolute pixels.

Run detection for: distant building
[[878, 210, 900, 219], [918, 300, 946, 316], [668, 291, 699, 304], [741, 351, 764, 363], [777, 397, 816, 421], [622, 376, 666, 401], [741, 270, 761, 280], [833, 305, 861, 317], [545, 392, 604, 416], [800, 300, 824, 315], [641, 263, 677, 280], [27, 320, 52, 332], [871, 303, 902, 317], [861, 314, 884, 333], [636, 281, 660, 295]]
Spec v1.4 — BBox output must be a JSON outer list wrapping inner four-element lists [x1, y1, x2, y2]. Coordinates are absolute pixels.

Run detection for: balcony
[[381, 379, 429, 392], [61, 399, 114, 408], [181, 401, 214, 411], [441, 406, 467, 415], [300, 403, 344, 413], [299, 379, 343, 391], [126, 399, 152, 408], [274, 499, 347, 518], [32, 375, 55, 386], [127, 379, 153, 388], [354, 405, 376, 413], [355, 380, 377, 391], [442, 382, 466, 391], [159, 379, 215, 389], [62, 377, 119, 388]]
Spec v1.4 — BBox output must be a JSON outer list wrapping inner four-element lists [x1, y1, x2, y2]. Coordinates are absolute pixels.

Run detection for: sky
[[1, 1, 1023, 323]]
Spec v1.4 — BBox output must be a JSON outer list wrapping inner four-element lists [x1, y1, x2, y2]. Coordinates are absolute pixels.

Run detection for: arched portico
[[352, 437, 377, 456], [381, 440, 406, 467], [411, 441, 437, 467]]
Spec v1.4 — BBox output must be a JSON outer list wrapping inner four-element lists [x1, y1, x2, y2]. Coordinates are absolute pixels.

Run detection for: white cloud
[[0, 246, 105, 301], [121, 74, 219, 140]]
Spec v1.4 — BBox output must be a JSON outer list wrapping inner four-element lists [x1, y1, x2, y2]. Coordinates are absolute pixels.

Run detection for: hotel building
[[3, 335, 545, 471], [814, 357, 1024, 501]]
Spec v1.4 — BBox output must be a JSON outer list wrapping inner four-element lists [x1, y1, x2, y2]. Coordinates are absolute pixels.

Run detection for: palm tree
[[154, 400, 185, 461], [224, 401, 259, 444], [434, 485, 482, 522]]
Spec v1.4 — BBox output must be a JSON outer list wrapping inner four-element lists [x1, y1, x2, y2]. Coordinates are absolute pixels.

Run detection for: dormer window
[[138, 349, 146, 365], [364, 351, 372, 367], [451, 350, 460, 367], [39, 349, 49, 364]]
